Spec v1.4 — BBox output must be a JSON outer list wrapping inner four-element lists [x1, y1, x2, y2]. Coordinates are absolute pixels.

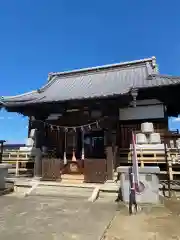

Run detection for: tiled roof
[[1, 57, 180, 107], [140, 74, 180, 88]]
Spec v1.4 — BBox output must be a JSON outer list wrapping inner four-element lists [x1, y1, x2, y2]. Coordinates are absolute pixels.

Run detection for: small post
[[15, 150, 19, 176], [140, 161, 144, 167], [168, 159, 173, 181], [15, 160, 19, 176], [140, 149, 144, 167], [164, 139, 171, 198]]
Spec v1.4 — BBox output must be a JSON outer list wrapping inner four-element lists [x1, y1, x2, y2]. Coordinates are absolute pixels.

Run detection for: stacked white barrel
[[136, 122, 161, 145], [136, 133, 148, 144], [141, 122, 154, 134]]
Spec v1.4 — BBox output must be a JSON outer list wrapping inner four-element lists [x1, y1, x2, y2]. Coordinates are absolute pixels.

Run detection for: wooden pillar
[[105, 129, 114, 180], [33, 117, 47, 178], [103, 105, 119, 181], [28, 116, 32, 137]]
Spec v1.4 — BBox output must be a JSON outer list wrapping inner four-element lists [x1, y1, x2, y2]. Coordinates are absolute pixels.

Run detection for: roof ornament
[[151, 56, 159, 73], [152, 56, 156, 68], [47, 72, 54, 82], [155, 64, 159, 73], [131, 89, 138, 107], [0, 97, 6, 106]]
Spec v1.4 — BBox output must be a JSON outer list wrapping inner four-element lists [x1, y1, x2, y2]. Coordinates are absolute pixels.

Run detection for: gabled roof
[[1, 56, 180, 107]]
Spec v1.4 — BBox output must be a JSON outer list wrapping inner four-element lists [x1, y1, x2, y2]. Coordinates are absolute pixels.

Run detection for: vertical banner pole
[[132, 131, 140, 190]]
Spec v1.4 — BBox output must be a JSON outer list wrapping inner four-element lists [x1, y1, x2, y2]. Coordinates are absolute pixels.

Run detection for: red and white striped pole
[[129, 131, 139, 214], [132, 131, 140, 192]]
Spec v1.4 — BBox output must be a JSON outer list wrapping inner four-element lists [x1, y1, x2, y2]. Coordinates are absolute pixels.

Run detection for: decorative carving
[[131, 89, 138, 107]]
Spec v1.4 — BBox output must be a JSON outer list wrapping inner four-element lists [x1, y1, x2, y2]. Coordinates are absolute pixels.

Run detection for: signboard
[[119, 104, 164, 120]]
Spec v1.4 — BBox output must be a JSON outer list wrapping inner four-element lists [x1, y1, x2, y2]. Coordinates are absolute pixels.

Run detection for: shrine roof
[[1, 56, 180, 107]]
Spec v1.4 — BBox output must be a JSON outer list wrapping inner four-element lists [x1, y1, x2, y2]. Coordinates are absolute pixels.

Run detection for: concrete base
[[0, 164, 11, 189], [117, 166, 160, 204]]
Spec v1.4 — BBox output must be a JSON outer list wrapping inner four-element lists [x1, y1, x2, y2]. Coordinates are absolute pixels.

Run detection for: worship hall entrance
[[31, 113, 110, 183]]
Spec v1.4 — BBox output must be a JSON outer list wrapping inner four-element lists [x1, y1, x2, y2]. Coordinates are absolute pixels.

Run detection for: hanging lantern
[[96, 121, 100, 129]]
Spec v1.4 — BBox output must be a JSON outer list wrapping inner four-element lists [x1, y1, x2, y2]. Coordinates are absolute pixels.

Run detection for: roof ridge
[[37, 61, 151, 94], [48, 56, 155, 81]]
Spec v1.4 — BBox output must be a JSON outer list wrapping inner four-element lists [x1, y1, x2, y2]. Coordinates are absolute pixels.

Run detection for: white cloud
[[172, 117, 180, 122], [0, 116, 14, 120]]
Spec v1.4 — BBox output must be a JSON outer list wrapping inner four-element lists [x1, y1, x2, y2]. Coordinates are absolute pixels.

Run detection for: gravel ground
[[104, 199, 180, 240], [0, 195, 117, 240], [1, 192, 180, 240]]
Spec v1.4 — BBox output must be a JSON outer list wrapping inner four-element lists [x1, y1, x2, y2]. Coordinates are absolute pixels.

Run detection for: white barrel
[[141, 122, 154, 133], [149, 133, 161, 144], [176, 138, 180, 149], [136, 133, 148, 144], [26, 138, 34, 147], [29, 129, 36, 139]]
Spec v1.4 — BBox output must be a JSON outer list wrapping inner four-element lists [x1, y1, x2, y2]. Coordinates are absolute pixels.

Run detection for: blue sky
[[0, 0, 180, 143]]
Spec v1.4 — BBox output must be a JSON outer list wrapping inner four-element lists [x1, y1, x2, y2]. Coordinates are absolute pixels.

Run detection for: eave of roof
[[138, 74, 180, 89]]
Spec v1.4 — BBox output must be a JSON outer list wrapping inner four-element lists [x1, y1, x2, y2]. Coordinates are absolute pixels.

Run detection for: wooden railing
[[118, 148, 179, 164], [2, 150, 34, 176], [116, 147, 180, 180]]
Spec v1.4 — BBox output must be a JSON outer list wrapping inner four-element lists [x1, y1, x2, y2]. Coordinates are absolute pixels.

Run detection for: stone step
[[30, 185, 94, 199], [60, 179, 84, 185], [6, 181, 120, 203], [61, 174, 84, 181]]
